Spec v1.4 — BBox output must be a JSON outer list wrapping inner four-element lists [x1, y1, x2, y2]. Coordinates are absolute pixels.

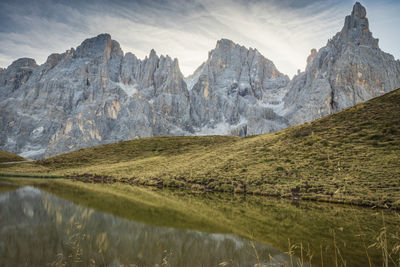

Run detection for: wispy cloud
[[0, 0, 399, 77]]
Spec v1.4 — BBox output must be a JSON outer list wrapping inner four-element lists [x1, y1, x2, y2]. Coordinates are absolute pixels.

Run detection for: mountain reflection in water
[[0, 186, 303, 267]]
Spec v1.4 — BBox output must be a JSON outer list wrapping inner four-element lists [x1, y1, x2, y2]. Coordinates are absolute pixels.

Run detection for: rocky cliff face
[[0, 34, 191, 158], [1, 2, 399, 159], [283, 2, 400, 125], [0, 34, 290, 158], [188, 39, 290, 136]]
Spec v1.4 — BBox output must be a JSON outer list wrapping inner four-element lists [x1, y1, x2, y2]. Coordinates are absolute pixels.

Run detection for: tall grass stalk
[[351, 205, 372, 267]]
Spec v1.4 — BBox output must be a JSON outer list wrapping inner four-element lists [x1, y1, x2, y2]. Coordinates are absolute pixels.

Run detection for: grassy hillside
[[0, 150, 26, 163], [3, 89, 400, 208]]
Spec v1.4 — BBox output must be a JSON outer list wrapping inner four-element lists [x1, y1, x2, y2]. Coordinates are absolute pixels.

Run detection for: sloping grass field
[[2, 89, 400, 208], [0, 150, 26, 163]]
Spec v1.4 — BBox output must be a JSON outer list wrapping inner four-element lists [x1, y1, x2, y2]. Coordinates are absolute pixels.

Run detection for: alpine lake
[[0, 178, 399, 267]]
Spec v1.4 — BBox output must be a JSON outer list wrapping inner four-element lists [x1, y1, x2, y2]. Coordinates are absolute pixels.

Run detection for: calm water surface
[[0, 181, 398, 267], [0, 185, 303, 267]]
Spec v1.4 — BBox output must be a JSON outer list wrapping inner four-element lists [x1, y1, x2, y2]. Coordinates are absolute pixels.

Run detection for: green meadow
[[2, 89, 399, 209]]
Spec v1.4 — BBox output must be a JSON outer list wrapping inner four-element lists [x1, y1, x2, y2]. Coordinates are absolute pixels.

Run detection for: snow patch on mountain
[[116, 82, 138, 97]]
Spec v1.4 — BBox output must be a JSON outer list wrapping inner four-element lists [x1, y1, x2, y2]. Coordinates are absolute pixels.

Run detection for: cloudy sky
[[0, 0, 399, 77]]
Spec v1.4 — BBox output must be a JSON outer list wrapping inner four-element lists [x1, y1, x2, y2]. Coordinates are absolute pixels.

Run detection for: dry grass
[[2, 89, 400, 209], [0, 150, 26, 163]]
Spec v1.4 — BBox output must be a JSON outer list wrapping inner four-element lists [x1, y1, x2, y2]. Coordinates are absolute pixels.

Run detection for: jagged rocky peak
[[190, 38, 289, 97], [213, 38, 242, 54], [0, 32, 193, 159], [42, 53, 64, 72], [210, 38, 285, 80], [2, 2, 400, 160], [334, 2, 378, 48], [352, 1, 366, 18], [188, 38, 290, 136], [45, 53, 61, 65], [283, 1, 400, 126], [149, 48, 157, 58], [120, 46, 186, 96], [306, 48, 317, 66], [74, 33, 123, 59], [0, 58, 38, 94], [8, 57, 38, 69]]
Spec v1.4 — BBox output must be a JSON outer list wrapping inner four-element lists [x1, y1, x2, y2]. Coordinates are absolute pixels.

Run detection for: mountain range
[[1, 2, 399, 159]]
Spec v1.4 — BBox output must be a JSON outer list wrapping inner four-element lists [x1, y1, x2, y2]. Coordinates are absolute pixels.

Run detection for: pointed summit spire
[[352, 2, 366, 19], [149, 49, 157, 58], [337, 2, 379, 48], [73, 33, 123, 59]]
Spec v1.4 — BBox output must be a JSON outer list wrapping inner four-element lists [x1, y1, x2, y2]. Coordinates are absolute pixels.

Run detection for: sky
[[0, 0, 399, 77]]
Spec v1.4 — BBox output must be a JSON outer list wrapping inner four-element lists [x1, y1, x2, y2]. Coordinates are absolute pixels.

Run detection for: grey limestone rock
[[1, 2, 400, 159], [0, 34, 191, 158], [283, 2, 400, 125], [0, 58, 38, 98], [188, 39, 290, 136]]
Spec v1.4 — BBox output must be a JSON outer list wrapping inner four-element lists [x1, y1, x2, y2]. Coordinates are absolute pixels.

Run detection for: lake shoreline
[[1, 176, 399, 267], [2, 174, 399, 211]]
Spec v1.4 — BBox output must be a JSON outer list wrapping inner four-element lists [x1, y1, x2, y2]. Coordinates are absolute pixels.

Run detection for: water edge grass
[[2, 89, 399, 209], [2, 177, 399, 266]]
